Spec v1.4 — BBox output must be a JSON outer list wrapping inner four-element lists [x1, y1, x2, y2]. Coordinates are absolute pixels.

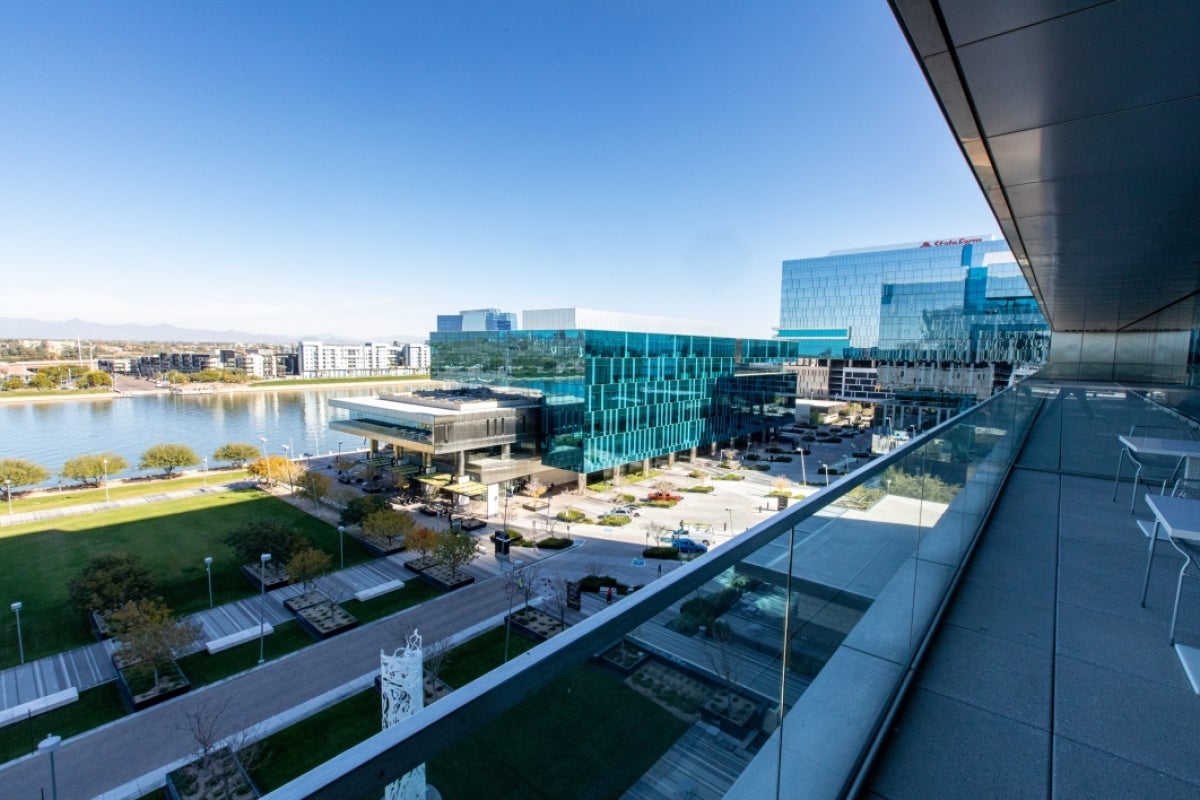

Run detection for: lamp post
[[725, 507, 733, 535], [258, 553, 272, 664], [337, 525, 345, 571], [821, 462, 830, 486], [204, 556, 214, 608], [503, 559, 524, 663], [38, 734, 61, 800], [4, 479, 11, 514], [102, 458, 110, 503], [11, 602, 23, 664], [260, 437, 272, 487], [281, 444, 293, 492], [202, 456, 208, 489]]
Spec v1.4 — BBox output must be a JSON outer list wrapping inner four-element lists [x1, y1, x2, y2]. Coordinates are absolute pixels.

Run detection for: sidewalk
[[0, 484, 237, 528]]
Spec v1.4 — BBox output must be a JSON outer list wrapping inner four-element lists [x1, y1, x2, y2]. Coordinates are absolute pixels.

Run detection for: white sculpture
[[380, 629, 426, 800]]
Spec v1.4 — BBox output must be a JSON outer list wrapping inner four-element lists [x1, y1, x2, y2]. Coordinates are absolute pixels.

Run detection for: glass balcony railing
[[264, 382, 1045, 800]]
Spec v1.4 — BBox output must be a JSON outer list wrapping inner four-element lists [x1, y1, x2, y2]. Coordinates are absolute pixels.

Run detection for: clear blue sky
[[0, 2, 998, 342]]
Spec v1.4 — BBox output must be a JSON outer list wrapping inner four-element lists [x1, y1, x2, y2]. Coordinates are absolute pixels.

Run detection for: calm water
[[0, 386, 392, 488]]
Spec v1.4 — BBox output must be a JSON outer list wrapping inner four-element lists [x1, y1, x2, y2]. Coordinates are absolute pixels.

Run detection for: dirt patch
[[626, 660, 711, 722]]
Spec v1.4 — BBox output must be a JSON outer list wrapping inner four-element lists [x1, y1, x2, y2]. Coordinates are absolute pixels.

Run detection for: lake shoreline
[[0, 378, 435, 406]]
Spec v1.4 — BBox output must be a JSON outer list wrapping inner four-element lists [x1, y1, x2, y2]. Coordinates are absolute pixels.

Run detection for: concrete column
[[578, 474, 587, 493], [690, 447, 698, 461], [501, 443, 511, 459], [422, 452, 432, 470], [710, 442, 717, 456], [667, 452, 675, 467], [455, 450, 466, 477], [642, 458, 650, 475], [370, 439, 379, 454]]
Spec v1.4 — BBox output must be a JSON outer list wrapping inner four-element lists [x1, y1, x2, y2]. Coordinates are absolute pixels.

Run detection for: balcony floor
[[865, 385, 1200, 799]]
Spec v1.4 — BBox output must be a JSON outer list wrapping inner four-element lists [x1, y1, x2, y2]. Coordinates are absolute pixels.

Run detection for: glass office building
[[435, 308, 519, 332], [431, 329, 802, 474], [779, 237, 1050, 364]]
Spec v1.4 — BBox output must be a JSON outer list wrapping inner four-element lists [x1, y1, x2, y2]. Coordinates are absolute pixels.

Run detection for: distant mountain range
[[0, 317, 423, 345]]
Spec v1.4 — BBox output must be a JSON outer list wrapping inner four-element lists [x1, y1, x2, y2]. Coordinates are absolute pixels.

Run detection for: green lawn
[[428, 663, 690, 799], [6, 470, 250, 515], [248, 626, 540, 792], [0, 683, 127, 765], [342, 581, 442, 623], [0, 489, 372, 667], [176, 621, 317, 687]]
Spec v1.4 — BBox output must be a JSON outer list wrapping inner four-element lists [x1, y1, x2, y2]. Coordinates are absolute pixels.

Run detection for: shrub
[[587, 480, 612, 492], [687, 470, 706, 479], [537, 537, 573, 550], [742, 453, 761, 461], [766, 446, 783, 454], [597, 514, 633, 526], [752, 464, 771, 471], [556, 509, 585, 523], [641, 546, 680, 560], [770, 455, 793, 463], [685, 485, 714, 493], [642, 500, 679, 508], [579, 574, 630, 593], [715, 473, 745, 481]]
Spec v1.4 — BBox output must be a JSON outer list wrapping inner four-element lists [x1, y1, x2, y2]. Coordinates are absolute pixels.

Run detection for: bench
[[206, 624, 274, 654], [354, 579, 405, 602], [0, 687, 79, 728]]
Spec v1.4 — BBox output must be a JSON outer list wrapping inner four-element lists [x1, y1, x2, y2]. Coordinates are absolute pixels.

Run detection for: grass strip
[[0, 683, 127, 765], [6, 471, 249, 515], [176, 621, 316, 687]]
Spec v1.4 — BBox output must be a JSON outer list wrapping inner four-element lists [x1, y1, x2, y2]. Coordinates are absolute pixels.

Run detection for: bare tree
[[541, 574, 571, 626], [701, 622, 742, 716], [176, 693, 265, 800]]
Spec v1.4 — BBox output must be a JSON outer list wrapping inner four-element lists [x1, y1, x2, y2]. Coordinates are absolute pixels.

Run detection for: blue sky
[[0, 2, 998, 342]]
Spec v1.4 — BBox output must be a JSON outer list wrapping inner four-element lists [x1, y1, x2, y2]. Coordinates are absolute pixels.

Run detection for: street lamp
[[11, 602, 23, 664], [503, 559, 524, 663], [102, 458, 110, 503], [337, 525, 345, 571], [821, 462, 830, 486], [204, 556, 214, 609], [260, 437, 273, 487], [281, 444, 293, 492], [258, 553, 272, 664], [4, 479, 11, 514], [38, 734, 61, 800], [725, 507, 733, 535]]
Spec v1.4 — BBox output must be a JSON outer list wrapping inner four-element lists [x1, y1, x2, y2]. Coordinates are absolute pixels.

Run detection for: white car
[[612, 505, 641, 516]]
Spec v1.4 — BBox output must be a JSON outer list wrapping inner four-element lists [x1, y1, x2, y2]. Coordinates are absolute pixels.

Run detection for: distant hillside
[[0, 318, 426, 345]]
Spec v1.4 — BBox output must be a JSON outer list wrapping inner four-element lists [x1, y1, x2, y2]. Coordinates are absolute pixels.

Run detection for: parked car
[[671, 537, 708, 554], [646, 491, 683, 502], [612, 505, 641, 516], [418, 505, 439, 516], [460, 518, 487, 531]]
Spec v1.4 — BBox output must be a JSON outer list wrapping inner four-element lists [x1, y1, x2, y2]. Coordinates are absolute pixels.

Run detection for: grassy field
[[248, 648, 688, 799], [6, 470, 250, 514], [248, 626, 540, 792], [0, 489, 371, 667], [0, 683, 127, 764]]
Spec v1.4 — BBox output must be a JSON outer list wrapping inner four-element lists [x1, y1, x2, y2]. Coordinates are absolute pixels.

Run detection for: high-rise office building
[[435, 308, 519, 332]]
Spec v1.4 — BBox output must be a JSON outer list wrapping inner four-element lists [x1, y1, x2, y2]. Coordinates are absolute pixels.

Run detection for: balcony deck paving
[[866, 387, 1200, 799]]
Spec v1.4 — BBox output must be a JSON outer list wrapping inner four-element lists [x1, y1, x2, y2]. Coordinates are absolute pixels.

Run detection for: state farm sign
[[920, 237, 983, 247]]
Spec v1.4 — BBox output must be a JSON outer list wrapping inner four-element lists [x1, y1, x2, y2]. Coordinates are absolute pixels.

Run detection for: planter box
[[349, 532, 406, 557], [598, 642, 649, 676], [404, 555, 440, 574], [507, 607, 565, 641], [165, 746, 260, 800], [414, 563, 475, 592], [285, 591, 358, 640], [699, 691, 760, 739], [241, 563, 289, 591], [115, 659, 190, 712]]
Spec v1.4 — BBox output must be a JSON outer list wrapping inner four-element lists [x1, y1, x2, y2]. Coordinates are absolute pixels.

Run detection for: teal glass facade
[[431, 330, 801, 473], [779, 238, 1050, 364]]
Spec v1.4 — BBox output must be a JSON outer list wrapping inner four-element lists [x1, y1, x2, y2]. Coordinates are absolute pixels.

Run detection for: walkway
[[0, 484, 237, 528]]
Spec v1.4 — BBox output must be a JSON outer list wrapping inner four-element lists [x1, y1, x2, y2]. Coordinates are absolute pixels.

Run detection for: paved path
[[0, 485, 237, 528]]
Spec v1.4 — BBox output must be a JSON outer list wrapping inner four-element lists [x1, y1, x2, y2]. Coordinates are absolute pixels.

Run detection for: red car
[[647, 491, 683, 502]]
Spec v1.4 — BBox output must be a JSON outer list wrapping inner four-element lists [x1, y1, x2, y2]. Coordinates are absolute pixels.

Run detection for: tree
[[176, 694, 264, 800], [433, 530, 482, 581], [362, 508, 414, 549], [108, 598, 200, 688], [28, 372, 54, 390], [525, 478, 547, 500], [0, 458, 50, 494], [61, 452, 129, 487], [287, 547, 332, 594], [297, 469, 333, 509], [224, 518, 304, 566], [68, 553, 157, 615], [212, 442, 262, 467], [139, 443, 201, 477], [541, 574, 571, 626], [78, 370, 113, 388], [339, 493, 391, 527], [2, 375, 25, 391], [406, 525, 438, 564], [653, 479, 677, 494], [247, 454, 298, 487]]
